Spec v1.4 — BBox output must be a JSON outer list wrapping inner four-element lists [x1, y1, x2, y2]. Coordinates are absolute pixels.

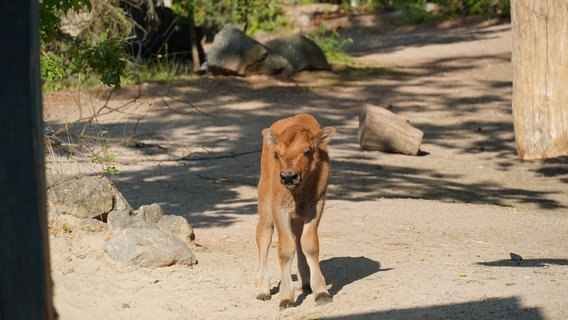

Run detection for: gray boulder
[[157, 215, 195, 247], [47, 175, 133, 220], [105, 228, 197, 268], [264, 34, 330, 72], [135, 203, 164, 223], [206, 24, 293, 76], [105, 205, 197, 268]]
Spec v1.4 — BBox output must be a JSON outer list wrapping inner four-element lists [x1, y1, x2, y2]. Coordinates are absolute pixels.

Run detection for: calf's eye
[[304, 149, 313, 157], [274, 151, 279, 160]]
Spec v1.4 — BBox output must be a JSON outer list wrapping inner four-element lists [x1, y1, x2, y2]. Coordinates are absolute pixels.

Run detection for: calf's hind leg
[[301, 204, 332, 305], [301, 224, 332, 304]]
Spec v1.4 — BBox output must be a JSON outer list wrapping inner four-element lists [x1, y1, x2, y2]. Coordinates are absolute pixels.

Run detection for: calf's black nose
[[280, 172, 299, 187]]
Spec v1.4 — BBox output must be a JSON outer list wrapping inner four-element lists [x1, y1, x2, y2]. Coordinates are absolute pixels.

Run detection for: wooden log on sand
[[358, 104, 424, 155]]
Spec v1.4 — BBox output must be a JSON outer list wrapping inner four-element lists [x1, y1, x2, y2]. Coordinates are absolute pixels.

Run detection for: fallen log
[[358, 104, 424, 155]]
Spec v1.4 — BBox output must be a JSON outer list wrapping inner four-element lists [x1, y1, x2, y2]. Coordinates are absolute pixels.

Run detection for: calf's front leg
[[277, 226, 297, 310], [256, 203, 273, 301]]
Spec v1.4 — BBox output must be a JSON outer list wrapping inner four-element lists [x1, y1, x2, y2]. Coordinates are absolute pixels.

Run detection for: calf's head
[[263, 125, 336, 190]]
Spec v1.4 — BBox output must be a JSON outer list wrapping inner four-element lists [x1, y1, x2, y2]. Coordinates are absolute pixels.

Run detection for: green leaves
[[40, 51, 65, 88], [174, 0, 288, 36], [307, 26, 354, 65], [40, 0, 126, 89], [40, 0, 92, 14], [69, 33, 127, 88], [385, 0, 511, 25]]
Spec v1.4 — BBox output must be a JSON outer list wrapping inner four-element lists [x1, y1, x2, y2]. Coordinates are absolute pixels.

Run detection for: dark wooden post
[[0, 1, 56, 319]]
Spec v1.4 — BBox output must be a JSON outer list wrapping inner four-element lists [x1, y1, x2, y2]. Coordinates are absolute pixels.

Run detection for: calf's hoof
[[315, 292, 332, 305], [279, 299, 296, 310], [256, 293, 271, 301]]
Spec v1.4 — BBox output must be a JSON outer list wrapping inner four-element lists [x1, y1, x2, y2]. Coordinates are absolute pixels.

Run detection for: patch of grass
[[42, 66, 110, 94], [379, 0, 511, 26], [91, 142, 120, 176], [46, 124, 122, 178], [306, 26, 354, 65], [126, 58, 198, 86]]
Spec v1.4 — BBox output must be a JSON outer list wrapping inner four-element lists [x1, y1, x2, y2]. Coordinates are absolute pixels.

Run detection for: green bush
[[375, 0, 510, 25], [173, 0, 291, 36], [40, 0, 128, 90], [306, 26, 354, 65], [68, 33, 127, 88]]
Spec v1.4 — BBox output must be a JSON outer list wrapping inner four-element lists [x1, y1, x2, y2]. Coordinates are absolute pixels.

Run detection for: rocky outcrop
[[47, 174, 197, 268], [104, 206, 197, 268], [206, 24, 293, 76], [206, 24, 330, 77], [264, 34, 330, 72]]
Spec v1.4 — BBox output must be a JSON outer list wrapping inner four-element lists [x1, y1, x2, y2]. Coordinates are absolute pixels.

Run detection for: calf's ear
[[317, 127, 336, 144], [262, 128, 277, 145]]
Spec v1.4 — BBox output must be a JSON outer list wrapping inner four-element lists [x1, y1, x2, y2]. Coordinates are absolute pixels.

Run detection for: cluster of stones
[[206, 24, 330, 77], [47, 175, 197, 268]]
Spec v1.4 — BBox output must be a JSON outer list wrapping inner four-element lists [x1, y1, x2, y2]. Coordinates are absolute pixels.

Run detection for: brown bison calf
[[256, 114, 336, 310]]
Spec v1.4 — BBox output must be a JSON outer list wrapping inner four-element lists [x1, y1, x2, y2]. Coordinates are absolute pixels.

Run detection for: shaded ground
[[44, 18, 568, 320]]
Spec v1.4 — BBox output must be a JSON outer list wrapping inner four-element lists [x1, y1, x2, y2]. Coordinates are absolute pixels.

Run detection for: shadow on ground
[[478, 258, 568, 268], [46, 21, 567, 228], [321, 256, 387, 296], [292, 256, 385, 307], [319, 296, 543, 320], [345, 21, 512, 57]]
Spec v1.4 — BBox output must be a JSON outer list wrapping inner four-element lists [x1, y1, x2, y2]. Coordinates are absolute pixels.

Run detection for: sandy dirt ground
[[44, 18, 568, 320]]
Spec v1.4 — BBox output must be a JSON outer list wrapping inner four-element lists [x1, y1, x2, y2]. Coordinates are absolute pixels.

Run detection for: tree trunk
[[511, 0, 568, 160], [187, 1, 201, 72]]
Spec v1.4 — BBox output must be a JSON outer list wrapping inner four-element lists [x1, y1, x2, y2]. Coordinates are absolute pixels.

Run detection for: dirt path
[[45, 19, 568, 319]]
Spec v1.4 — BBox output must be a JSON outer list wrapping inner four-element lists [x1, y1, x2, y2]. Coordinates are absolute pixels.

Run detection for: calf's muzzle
[[280, 171, 299, 188]]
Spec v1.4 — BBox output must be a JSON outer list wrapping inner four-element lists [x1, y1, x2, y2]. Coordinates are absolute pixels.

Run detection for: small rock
[[157, 215, 195, 247], [510, 252, 523, 261], [135, 203, 164, 223]]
